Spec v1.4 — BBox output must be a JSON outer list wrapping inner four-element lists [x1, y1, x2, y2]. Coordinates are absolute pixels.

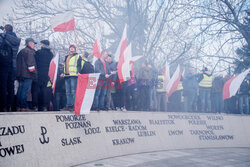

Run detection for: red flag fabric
[[93, 39, 101, 59], [128, 63, 136, 86], [50, 12, 75, 32], [74, 73, 100, 115], [223, 68, 250, 100], [48, 53, 59, 94], [166, 65, 181, 97]]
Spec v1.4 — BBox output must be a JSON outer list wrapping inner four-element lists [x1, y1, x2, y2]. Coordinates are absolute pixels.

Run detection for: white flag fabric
[[114, 24, 127, 62], [164, 61, 171, 88], [118, 43, 132, 83], [75, 73, 100, 115], [50, 12, 75, 32], [130, 55, 143, 63], [166, 65, 181, 97], [223, 68, 250, 100]]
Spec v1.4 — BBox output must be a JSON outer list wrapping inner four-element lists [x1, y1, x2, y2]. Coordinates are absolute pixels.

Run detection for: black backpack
[[0, 35, 13, 66], [80, 60, 94, 74]]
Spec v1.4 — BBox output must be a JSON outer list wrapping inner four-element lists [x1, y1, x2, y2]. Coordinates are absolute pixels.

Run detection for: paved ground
[[76, 148, 250, 167]]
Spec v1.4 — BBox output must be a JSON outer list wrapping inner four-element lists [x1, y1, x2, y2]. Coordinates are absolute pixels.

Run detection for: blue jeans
[[93, 80, 107, 109], [214, 92, 224, 113], [17, 78, 32, 108], [150, 86, 157, 110], [239, 95, 249, 114], [65, 77, 77, 107], [199, 88, 211, 112]]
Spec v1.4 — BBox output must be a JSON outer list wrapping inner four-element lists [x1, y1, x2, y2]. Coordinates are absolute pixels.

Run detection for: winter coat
[[0, 32, 21, 68], [239, 80, 249, 95], [55, 66, 66, 94], [35, 47, 53, 84], [16, 46, 37, 80], [183, 73, 199, 96], [211, 76, 225, 93], [95, 59, 110, 80], [138, 66, 153, 86], [107, 61, 117, 80]]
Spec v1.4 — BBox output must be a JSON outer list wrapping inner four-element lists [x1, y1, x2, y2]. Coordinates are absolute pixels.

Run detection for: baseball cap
[[25, 38, 37, 44], [40, 40, 50, 46]]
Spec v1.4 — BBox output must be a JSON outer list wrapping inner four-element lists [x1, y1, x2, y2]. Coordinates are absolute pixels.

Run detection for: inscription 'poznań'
[[55, 115, 91, 129]]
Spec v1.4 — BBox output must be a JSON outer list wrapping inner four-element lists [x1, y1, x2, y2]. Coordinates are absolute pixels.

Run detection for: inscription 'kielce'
[[105, 126, 125, 132]]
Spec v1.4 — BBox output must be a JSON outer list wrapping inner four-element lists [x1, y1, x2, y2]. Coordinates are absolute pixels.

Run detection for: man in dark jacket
[[106, 54, 117, 110], [183, 69, 199, 112], [211, 75, 225, 113], [137, 60, 153, 111], [0, 24, 21, 111], [92, 50, 110, 111], [16, 38, 37, 111], [238, 79, 249, 114], [33, 40, 53, 111]]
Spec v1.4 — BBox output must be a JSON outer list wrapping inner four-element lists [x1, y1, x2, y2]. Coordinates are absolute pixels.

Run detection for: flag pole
[[74, 28, 80, 53]]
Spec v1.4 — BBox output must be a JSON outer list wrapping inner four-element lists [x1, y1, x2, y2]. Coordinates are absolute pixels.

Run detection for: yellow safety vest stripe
[[64, 54, 80, 76], [199, 74, 213, 87], [177, 82, 183, 90], [157, 75, 166, 92]]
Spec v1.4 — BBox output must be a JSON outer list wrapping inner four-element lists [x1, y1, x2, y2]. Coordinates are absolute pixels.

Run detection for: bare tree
[[5, 0, 247, 74]]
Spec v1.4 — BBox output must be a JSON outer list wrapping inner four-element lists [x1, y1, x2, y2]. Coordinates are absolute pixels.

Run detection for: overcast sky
[[0, 0, 14, 24]]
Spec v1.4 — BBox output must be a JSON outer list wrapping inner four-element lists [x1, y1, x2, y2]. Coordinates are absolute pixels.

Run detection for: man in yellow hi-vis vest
[[157, 73, 167, 111], [198, 67, 213, 113], [61, 45, 80, 111]]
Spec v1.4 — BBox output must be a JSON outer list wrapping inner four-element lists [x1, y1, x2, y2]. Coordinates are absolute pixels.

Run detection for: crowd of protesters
[[0, 24, 249, 114]]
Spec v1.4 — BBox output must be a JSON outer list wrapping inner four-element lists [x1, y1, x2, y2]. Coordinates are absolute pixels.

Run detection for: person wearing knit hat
[[61, 44, 80, 111]]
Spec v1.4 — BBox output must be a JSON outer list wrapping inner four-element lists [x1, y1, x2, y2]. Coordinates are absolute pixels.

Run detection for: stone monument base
[[0, 111, 249, 167]]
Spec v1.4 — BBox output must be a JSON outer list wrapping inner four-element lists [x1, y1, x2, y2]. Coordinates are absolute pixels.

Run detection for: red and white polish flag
[[166, 65, 181, 97], [75, 73, 100, 115], [48, 53, 59, 94], [50, 12, 75, 32], [223, 68, 250, 100], [118, 43, 132, 83], [114, 24, 127, 62]]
